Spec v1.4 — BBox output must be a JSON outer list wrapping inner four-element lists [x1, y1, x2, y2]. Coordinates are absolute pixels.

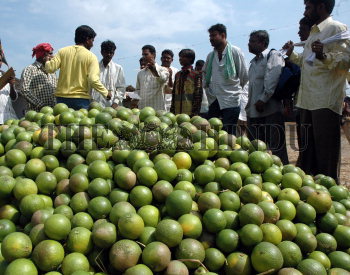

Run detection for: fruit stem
[[136, 241, 146, 248], [257, 269, 275, 275], [177, 259, 208, 272]]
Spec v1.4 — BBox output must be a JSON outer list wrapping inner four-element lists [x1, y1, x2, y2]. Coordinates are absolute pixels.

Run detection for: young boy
[[170, 49, 203, 116]]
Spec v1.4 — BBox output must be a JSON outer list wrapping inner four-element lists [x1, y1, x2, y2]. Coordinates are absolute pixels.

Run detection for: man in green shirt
[[45, 25, 111, 110]]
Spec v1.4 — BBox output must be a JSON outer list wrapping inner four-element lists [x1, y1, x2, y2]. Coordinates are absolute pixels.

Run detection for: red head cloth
[[32, 43, 53, 59]]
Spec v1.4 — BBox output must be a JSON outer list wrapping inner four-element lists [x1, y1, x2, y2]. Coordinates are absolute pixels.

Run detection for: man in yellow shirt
[[45, 25, 111, 109], [283, 0, 350, 183]]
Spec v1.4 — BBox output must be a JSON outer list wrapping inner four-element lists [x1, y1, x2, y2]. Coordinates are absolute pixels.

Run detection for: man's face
[[298, 23, 311, 41], [304, 1, 319, 23], [140, 59, 147, 69], [142, 49, 155, 63], [195, 64, 203, 72], [38, 51, 53, 63], [86, 37, 94, 50], [161, 54, 173, 68], [101, 50, 115, 64], [248, 35, 264, 55], [179, 54, 191, 67], [209, 31, 225, 48]]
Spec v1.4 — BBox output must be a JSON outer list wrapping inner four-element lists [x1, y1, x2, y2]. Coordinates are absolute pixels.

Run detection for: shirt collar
[[214, 43, 228, 56], [100, 59, 113, 69], [33, 61, 44, 69], [251, 49, 269, 63], [311, 16, 333, 33], [181, 65, 193, 71]]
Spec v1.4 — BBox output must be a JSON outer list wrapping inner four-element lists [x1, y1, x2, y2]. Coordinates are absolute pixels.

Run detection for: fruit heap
[[0, 102, 349, 275]]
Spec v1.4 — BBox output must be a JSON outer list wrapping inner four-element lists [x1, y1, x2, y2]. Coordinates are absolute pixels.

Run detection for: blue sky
[[1, 0, 349, 85]]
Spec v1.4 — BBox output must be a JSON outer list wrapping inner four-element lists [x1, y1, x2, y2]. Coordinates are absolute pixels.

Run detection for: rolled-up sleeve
[[156, 66, 169, 85], [45, 53, 61, 74], [88, 56, 108, 97], [289, 51, 303, 67], [114, 67, 126, 104], [259, 51, 284, 103]]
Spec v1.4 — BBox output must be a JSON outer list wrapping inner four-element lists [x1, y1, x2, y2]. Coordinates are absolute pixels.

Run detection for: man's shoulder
[[323, 18, 348, 33], [230, 44, 244, 56], [111, 61, 124, 70], [58, 45, 76, 53], [22, 62, 40, 73]]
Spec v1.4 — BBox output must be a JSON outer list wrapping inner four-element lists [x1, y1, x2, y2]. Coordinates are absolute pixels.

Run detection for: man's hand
[[106, 91, 112, 100], [111, 103, 118, 109], [255, 100, 265, 113], [311, 40, 326, 60], [147, 59, 156, 70], [8, 76, 15, 86], [282, 41, 294, 57]]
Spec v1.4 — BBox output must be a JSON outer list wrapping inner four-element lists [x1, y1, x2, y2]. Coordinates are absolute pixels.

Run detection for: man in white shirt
[[135, 45, 169, 110], [91, 40, 125, 108], [203, 24, 248, 135], [283, 0, 350, 181], [246, 30, 289, 164], [161, 49, 179, 112]]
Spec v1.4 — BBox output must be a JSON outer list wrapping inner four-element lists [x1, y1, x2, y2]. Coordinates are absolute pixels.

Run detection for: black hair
[[101, 40, 116, 52], [179, 49, 196, 64], [161, 49, 174, 58], [142, 45, 156, 54], [139, 57, 146, 64], [208, 24, 227, 36], [299, 17, 314, 28], [195, 60, 205, 67], [74, 25, 96, 44], [304, 0, 335, 14], [250, 30, 270, 48]]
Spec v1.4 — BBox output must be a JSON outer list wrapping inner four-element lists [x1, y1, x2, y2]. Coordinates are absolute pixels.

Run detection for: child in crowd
[[170, 49, 203, 116]]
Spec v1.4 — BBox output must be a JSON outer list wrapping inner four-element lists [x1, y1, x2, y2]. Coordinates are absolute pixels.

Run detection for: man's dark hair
[[304, 0, 335, 14], [101, 40, 116, 52], [250, 30, 270, 48], [179, 49, 196, 64], [161, 49, 174, 58], [299, 17, 314, 28], [75, 25, 96, 44], [208, 24, 227, 36], [195, 60, 205, 67], [142, 45, 156, 54]]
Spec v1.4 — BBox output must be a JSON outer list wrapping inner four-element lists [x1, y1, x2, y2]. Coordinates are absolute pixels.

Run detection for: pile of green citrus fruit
[[0, 102, 349, 275]]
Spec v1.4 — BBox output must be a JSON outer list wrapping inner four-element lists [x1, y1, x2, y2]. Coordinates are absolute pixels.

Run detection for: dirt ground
[[285, 122, 350, 186]]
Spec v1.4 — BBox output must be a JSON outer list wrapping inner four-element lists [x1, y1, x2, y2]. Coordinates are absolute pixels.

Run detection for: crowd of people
[[0, 0, 349, 183]]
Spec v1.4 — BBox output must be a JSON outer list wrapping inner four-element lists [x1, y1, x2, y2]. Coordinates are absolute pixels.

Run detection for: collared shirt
[[170, 66, 203, 115], [135, 63, 169, 110], [91, 60, 126, 107], [20, 61, 57, 111], [290, 17, 350, 115], [246, 49, 284, 118], [203, 44, 248, 110], [0, 73, 18, 124], [45, 45, 108, 99]]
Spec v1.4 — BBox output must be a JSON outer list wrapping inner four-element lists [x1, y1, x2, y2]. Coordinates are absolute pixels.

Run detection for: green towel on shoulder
[[205, 42, 236, 86]]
